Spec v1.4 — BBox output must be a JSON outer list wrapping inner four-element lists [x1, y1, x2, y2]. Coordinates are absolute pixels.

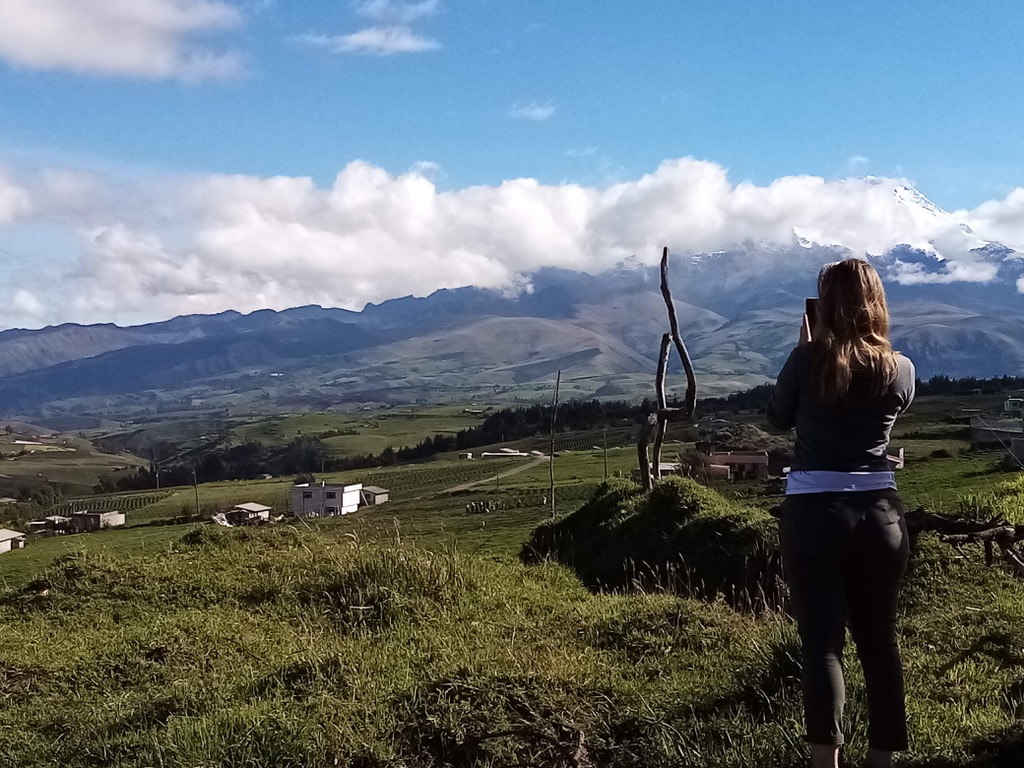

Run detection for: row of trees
[[915, 374, 1024, 396]]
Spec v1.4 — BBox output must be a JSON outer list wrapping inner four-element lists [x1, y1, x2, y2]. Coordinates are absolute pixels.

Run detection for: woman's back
[[766, 345, 915, 472]]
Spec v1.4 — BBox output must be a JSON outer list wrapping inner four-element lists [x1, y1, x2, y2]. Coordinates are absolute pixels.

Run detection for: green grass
[[1, 392, 1024, 764], [898, 448, 1011, 510], [2, 520, 1024, 766], [0, 528, 806, 767], [230, 405, 488, 455], [0, 525, 196, 591]]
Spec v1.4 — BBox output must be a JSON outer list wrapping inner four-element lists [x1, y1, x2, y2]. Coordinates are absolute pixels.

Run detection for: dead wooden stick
[[636, 414, 658, 490], [651, 333, 672, 483], [659, 246, 698, 420], [637, 247, 699, 490]]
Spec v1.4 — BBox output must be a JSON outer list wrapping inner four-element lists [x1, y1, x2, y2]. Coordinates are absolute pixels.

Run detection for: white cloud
[[0, 0, 245, 81], [510, 101, 556, 121], [888, 259, 1000, 285], [958, 188, 1024, 250], [297, 26, 440, 55], [3, 158, 1023, 327], [565, 147, 599, 158], [0, 171, 32, 224], [845, 155, 869, 172], [11, 289, 46, 321], [357, 0, 439, 24], [408, 160, 441, 178]]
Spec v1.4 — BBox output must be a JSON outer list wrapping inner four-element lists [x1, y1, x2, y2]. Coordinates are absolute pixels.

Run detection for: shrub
[[522, 477, 781, 608]]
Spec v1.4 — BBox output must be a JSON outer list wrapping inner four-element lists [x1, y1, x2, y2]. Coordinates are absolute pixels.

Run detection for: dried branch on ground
[[906, 506, 1024, 579]]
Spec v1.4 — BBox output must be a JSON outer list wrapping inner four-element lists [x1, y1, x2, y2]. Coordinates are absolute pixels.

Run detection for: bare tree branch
[[637, 247, 699, 490], [637, 413, 658, 491], [651, 333, 671, 484], [660, 247, 697, 420], [905, 506, 1024, 580]]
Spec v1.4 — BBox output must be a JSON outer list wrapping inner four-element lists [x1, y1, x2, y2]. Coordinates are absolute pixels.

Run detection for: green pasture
[[0, 392, 1023, 766], [3, 385, 1021, 592], [0, 525, 194, 590], [3, 477, 1024, 765], [230, 404, 489, 455]]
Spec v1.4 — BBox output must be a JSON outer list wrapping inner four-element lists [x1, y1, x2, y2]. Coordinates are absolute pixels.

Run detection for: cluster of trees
[[915, 374, 1024, 396], [0, 484, 64, 528], [693, 374, 1024, 416], [697, 384, 775, 415], [391, 400, 643, 462], [99, 434, 380, 493]]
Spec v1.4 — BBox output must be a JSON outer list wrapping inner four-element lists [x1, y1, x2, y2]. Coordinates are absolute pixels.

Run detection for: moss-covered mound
[[522, 477, 781, 606]]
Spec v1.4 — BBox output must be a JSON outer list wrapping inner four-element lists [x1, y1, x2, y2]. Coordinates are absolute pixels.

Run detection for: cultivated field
[[0, 430, 148, 497]]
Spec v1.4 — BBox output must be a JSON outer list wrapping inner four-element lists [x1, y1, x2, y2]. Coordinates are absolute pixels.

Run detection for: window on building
[[326, 491, 337, 499], [302, 492, 313, 499]]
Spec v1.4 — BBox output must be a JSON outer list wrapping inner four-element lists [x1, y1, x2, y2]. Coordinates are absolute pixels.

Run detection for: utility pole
[[603, 428, 608, 480], [192, 469, 200, 516], [549, 370, 561, 517]]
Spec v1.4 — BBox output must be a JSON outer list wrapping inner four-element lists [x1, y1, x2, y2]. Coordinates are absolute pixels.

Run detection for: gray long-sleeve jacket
[[766, 346, 916, 472]]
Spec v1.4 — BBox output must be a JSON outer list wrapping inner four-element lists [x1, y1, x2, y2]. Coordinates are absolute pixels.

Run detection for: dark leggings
[[780, 489, 910, 750]]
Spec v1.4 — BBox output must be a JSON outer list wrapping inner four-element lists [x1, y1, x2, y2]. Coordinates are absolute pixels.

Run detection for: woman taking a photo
[[767, 258, 915, 768]]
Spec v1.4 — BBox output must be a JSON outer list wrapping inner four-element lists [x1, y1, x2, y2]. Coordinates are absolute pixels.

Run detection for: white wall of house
[[0, 531, 26, 554], [292, 484, 362, 517]]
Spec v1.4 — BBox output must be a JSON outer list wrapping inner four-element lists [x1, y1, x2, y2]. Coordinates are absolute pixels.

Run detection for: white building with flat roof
[[0, 528, 27, 554], [225, 502, 272, 526], [291, 483, 362, 518]]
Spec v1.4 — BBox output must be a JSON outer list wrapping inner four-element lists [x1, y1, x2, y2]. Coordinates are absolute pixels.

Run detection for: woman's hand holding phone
[[800, 297, 817, 346], [799, 314, 812, 345]]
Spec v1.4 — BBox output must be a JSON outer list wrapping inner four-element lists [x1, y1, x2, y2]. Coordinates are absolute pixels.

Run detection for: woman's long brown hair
[[811, 258, 899, 403]]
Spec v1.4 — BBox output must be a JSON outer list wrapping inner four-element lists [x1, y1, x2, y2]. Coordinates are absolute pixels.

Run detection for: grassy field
[[0, 453, 598, 588], [230, 404, 490, 455], [2, 390, 1018, 592], [2, 479, 1024, 766], [1, 393, 1023, 766]]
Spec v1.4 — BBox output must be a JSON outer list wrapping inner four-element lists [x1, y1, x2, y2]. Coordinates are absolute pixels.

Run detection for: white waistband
[[785, 470, 897, 495]]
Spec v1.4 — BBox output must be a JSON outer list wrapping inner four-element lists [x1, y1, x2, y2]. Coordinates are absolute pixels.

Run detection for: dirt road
[[441, 456, 547, 493]]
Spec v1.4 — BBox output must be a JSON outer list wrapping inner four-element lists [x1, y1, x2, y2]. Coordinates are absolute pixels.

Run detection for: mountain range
[[2, 186, 1023, 418]]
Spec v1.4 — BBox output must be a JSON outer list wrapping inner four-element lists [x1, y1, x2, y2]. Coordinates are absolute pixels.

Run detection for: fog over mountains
[[1, 182, 1022, 416]]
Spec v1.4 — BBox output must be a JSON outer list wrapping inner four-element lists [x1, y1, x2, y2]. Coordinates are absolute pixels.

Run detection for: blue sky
[[1, 0, 1023, 328]]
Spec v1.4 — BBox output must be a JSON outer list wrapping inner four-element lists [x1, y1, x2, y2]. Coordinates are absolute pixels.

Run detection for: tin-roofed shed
[[360, 486, 390, 506], [0, 528, 27, 554], [225, 502, 272, 526]]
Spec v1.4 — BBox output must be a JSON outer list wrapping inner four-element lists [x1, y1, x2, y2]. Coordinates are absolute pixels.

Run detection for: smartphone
[[804, 297, 819, 328]]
